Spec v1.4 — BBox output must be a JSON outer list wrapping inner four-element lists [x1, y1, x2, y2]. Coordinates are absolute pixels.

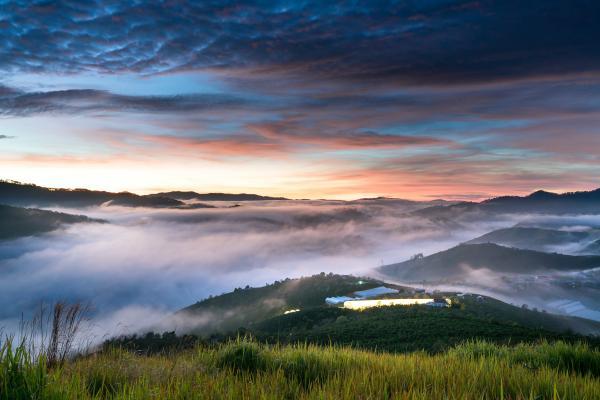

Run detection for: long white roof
[[354, 286, 398, 298], [325, 296, 356, 304]]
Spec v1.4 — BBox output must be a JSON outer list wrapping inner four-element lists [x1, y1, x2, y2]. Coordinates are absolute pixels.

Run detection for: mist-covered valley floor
[[2, 191, 600, 339]]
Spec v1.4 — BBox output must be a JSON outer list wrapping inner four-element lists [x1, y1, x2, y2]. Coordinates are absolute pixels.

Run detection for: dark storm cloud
[[1, 1, 599, 84], [0, 87, 251, 116]]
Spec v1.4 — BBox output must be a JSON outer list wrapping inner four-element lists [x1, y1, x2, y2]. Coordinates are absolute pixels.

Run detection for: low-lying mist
[[0, 200, 500, 339], [3, 200, 600, 339]]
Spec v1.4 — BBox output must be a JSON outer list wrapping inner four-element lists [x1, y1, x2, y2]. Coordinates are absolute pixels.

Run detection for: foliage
[[246, 303, 600, 353], [216, 340, 269, 373]]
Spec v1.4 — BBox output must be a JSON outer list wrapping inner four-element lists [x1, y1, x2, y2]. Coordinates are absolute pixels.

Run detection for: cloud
[[1, 1, 599, 85], [0, 200, 483, 337], [0, 87, 251, 116], [0, 135, 14, 139]]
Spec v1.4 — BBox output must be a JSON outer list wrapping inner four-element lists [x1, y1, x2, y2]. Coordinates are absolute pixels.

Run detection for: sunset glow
[[1, 1, 599, 199]]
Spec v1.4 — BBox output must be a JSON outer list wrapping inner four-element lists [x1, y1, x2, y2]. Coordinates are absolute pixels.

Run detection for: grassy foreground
[[2, 339, 600, 399]]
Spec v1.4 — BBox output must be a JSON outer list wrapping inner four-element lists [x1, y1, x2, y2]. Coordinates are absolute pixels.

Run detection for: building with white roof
[[325, 296, 356, 305], [353, 286, 399, 298]]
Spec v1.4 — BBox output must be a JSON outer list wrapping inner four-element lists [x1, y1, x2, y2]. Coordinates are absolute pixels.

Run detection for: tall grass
[[0, 339, 47, 400], [449, 339, 600, 377], [2, 336, 600, 399], [0, 302, 89, 399], [55, 340, 600, 398]]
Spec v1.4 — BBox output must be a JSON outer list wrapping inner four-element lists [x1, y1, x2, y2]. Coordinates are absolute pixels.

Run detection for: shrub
[[216, 340, 269, 373], [277, 350, 333, 389]]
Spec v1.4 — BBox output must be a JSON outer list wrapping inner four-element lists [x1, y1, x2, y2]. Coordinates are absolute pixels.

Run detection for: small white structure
[[284, 309, 300, 315], [325, 296, 356, 305], [354, 286, 399, 299], [343, 298, 434, 310], [426, 298, 451, 308]]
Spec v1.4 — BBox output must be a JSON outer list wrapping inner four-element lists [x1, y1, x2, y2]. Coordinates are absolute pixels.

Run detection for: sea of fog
[[0, 200, 504, 338], [2, 200, 600, 339]]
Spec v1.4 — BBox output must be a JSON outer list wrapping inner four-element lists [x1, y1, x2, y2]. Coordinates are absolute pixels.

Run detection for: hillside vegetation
[[171, 274, 600, 350], [179, 274, 387, 334], [2, 338, 600, 399], [242, 296, 600, 353]]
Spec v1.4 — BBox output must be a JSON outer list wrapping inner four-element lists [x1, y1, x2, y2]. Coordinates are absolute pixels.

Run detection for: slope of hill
[[248, 298, 600, 352], [380, 243, 600, 281], [0, 180, 183, 208], [178, 274, 387, 334], [466, 227, 595, 251], [0, 204, 101, 240], [175, 274, 600, 345]]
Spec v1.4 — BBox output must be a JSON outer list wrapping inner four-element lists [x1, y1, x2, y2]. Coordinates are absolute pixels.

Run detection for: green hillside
[[179, 273, 388, 334], [173, 274, 600, 352], [243, 295, 600, 353]]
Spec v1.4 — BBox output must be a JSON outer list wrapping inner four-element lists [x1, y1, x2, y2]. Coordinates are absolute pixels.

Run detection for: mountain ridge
[[379, 243, 600, 281], [0, 204, 103, 240]]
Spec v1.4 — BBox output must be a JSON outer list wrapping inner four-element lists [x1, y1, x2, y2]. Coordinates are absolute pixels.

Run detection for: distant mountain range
[[0, 204, 102, 240], [0, 181, 183, 208], [412, 188, 600, 222], [4, 180, 599, 214], [379, 243, 600, 282], [0, 181, 289, 208]]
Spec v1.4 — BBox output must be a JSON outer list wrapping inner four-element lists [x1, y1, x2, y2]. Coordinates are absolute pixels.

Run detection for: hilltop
[[380, 243, 600, 281], [0, 204, 102, 240], [466, 227, 598, 252], [178, 274, 386, 335], [171, 274, 600, 351]]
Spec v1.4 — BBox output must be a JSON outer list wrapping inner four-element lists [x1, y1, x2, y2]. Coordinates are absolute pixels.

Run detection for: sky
[[1, 0, 600, 200]]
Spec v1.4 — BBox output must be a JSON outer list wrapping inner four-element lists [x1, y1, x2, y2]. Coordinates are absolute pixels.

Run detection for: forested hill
[[178, 274, 385, 334]]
